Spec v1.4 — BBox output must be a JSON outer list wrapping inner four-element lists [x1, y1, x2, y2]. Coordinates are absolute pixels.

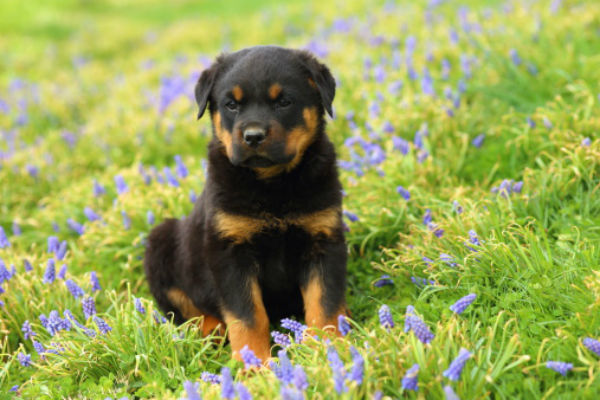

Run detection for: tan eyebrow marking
[[268, 83, 282, 99], [232, 85, 243, 101]]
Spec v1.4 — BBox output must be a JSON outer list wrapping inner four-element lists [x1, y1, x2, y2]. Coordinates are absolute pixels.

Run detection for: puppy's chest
[[212, 206, 340, 245]]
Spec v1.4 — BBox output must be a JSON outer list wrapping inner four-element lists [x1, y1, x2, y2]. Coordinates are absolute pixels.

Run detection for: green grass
[[1, 0, 599, 398]]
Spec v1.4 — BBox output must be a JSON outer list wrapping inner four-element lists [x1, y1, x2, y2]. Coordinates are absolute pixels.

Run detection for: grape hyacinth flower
[[526, 116, 536, 129], [18, 352, 32, 367], [84, 207, 102, 222], [164, 167, 180, 187], [327, 346, 347, 394], [43, 259, 56, 284], [509, 49, 522, 65], [396, 186, 410, 200], [220, 367, 235, 399], [411, 276, 435, 287], [471, 133, 485, 148], [443, 348, 472, 381], [440, 253, 457, 267], [271, 350, 294, 385], [121, 210, 131, 230], [401, 364, 419, 391], [57, 264, 67, 279], [236, 383, 252, 400], [378, 304, 394, 331], [338, 314, 351, 336], [67, 218, 85, 235], [240, 345, 262, 369], [22, 320, 35, 340], [583, 337, 600, 356], [542, 117, 553, 129], [0, 227, 10, 248], [93, 179, 106, 197], [12, 221, 21, 236], [9, 385, 18, 393], [581, 137, 591, 147], [449, 294, 477, 314], [444, 385, 460, 400], [374, 274, 394, 287], [292, 365, 308, 391], [546, 361, 573, 376], [115, 175, 128, 195], [423, 209, 432, 225], [392, 136, 410, 155], [174, 155, 189, 178], [32, 340, 45, 356], [56, 240, 67, 260], [24, 259, 33, 272], [404, 306, 435, 344], [343, 210, 359, 223], [48, 236, 59, 253], [147, 210, 155, 225], [201, 372, 221, 384], [90, 271, 101, 291], [281, 387, 303, 400], [182, 381, 202, 400], [348, 346, 364, 385], [134, 297, 146, 314], [65, 279, 85, 299], [82, 296, 97, 319], [417, 150, 429, 163], [453, 200, 463, 214], [0, 261, 11, 283], [271, 331, 291, 348], [64, 310, 96, 337], [93, 316, 112, 334], [281, 318, 307, 342]]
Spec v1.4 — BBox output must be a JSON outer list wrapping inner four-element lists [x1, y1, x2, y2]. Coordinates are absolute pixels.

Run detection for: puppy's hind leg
[[144, 218, 186, 324]]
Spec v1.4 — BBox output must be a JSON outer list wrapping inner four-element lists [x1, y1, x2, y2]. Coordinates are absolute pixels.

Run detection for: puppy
[[144, 46, 347, 362]]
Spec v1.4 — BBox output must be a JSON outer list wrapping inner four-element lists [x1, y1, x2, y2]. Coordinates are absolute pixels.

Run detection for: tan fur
[[307, 78, 317, 89], [301, 273, 345, 335], [268, 83, 282, 99], [212, 112, 233, 158], [232, 85, 243, 102], [254, 107, 318, 179], [222, 280, 270, 363], [167, 288, 224, 335], [213, 207, 339, 243]]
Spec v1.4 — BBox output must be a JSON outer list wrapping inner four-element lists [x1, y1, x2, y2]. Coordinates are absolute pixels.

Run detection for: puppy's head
[[195, 46, 335, 177]]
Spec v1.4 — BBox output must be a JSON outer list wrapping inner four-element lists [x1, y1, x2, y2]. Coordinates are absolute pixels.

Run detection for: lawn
[[1, 0, 599, 398]]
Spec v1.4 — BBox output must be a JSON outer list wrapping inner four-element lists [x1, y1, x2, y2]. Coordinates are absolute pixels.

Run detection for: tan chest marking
[[213, 206, 340, 243]]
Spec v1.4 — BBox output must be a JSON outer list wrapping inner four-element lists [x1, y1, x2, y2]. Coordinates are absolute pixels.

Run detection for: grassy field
[[1, 0, 600, 398]]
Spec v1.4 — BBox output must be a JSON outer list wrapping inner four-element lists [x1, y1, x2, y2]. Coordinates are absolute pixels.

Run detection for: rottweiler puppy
[[144, 45, 347, 363]]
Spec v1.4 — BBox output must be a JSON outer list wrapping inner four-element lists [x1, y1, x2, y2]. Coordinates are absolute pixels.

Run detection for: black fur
[[144, 46, 347, 342]]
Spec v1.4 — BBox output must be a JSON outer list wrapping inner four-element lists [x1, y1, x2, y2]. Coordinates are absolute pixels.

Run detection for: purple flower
[[64, 309, 95, 337], [450, 294, 477, 314], [0, 260, 10, 283], [396, 186, 410, 200], [57, 264, 67, 279], [509, 49, 522, 65], [546, 361, 573, 376], [471, 133, 485, 148], [411, 276, 435, 287], [417, 150, 429, 163], [348, 346, 364, 385], [201, 372, 221, 384], [22, 320, 35, 340], [526, 117, 536, 129], [134, 297, 146, 314], [182, 380, 202, 400], [292, 365, 308, 391], [82, 296, 97, 319], [388, 80, 403, 95], [583, 337, 600, 356], [423, 209, 432, 225], [115, 175, 128, 195], [32, 340, 45, 355], [0, 227, 10, 248], [343, 210, 359, 223], [281, 318, 307, 342], [147, 210, 155, 225], [164, 167, 180, 187], [174, 155, 189, 178], [18, 352, 32, 367], [43, 310, 64, 336], [65, 279, 85, 299], [444, 385, 460, 400], [378, 304, 394, 330], [121, 210, 131, 230], [401, 364, 419, 391], [190, 190, 198, 203], [90, 271, 101, 291], [9, 385, 18, 392], [67, 218, 85, 235], [453, 200, 463, 214], [404, 307, 435, 344], [84, 207, 102, 222], [240, 345, 262, 369], [24, 259, 33, 272], [542, 117, 553, 129], [220, 367, 235, 399], [374, 274, 394, 287], [281, 387, 304, 400], [512, 181, 523, 193], [93, 179, 106, 197], [93, 316, 112, 334], [271, 331, 291, 348], [392, 136, 410, 155], [443, 348, 472, 381], [12, 221, 21, 236], [581, 137, 591, 147], [43, 259, 56, 284], [236, 383, 252, 400], [442, 58, 451, 79], [55, 240, 67, 261], [271, 350, 294, 384], [338, 314, 351, 336]]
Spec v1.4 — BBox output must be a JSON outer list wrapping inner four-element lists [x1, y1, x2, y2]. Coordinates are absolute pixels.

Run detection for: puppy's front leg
[[214, 249, 270, 363], [301, 239, 348, 334]]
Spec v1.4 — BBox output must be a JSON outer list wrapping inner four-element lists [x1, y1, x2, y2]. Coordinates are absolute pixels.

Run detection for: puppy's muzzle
[[243, 127, 266, 147]]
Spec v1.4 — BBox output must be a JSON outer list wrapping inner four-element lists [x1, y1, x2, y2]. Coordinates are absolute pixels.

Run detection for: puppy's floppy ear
[[296, 50, 336, 118], [194, 64, 217, 120]]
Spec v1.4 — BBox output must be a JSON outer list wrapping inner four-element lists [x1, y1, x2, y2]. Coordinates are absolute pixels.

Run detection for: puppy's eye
[[276, 98, 291, 108], [225, 100, 238, 112]]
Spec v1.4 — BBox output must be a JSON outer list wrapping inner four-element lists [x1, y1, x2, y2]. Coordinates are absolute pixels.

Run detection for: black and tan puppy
[[144, 46, 347, 363]]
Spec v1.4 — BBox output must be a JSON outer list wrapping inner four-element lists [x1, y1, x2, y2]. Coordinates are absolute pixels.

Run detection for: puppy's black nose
[[243, 128, 266, 147]]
